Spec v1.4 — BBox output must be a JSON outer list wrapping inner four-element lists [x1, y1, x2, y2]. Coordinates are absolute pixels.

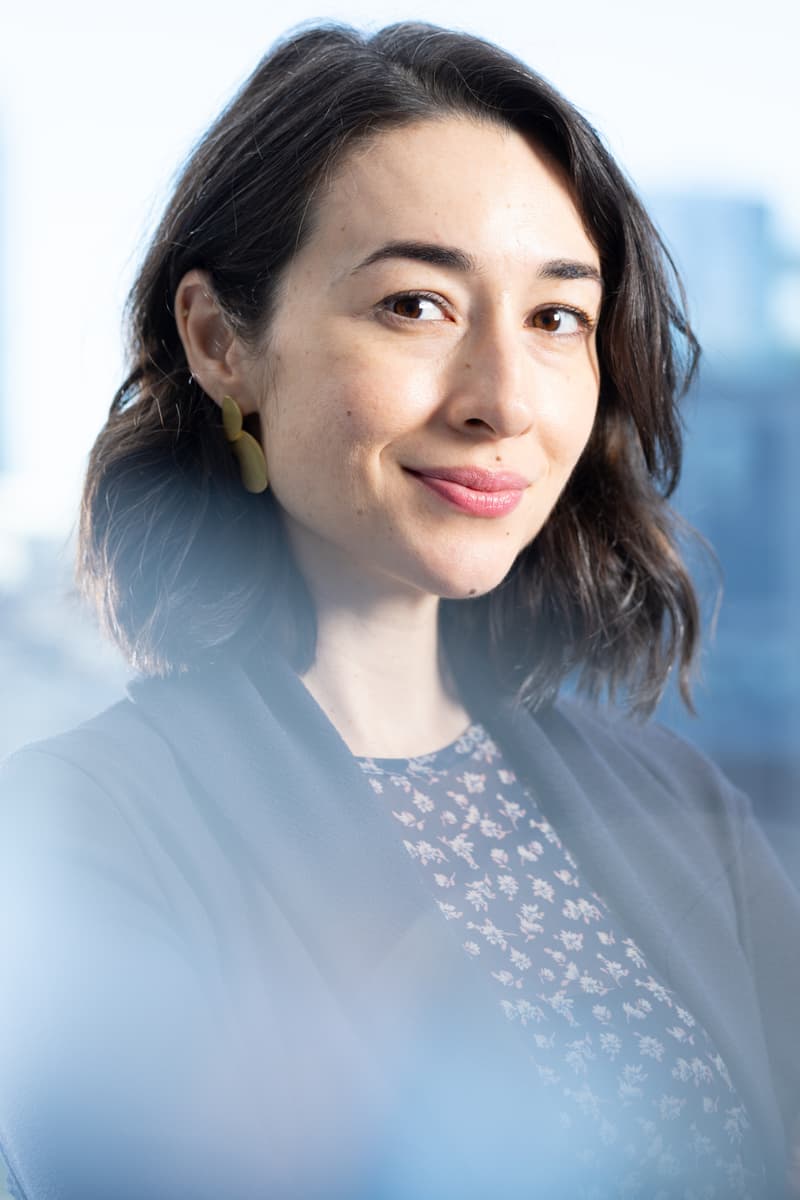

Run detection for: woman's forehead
[[299, 116, 600, 284]]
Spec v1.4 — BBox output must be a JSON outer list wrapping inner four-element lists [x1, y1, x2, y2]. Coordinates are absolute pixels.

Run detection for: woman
[[1, 21, 797, 1200]]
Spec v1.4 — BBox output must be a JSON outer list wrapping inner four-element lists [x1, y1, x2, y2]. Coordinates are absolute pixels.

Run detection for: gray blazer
[[0, 646, 798, 1198]]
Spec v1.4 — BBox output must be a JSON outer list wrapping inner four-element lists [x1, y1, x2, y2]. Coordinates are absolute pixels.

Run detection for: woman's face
[[240, 116, 602, 603]]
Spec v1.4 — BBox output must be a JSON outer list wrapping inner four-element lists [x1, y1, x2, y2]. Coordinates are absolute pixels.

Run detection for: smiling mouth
[[405, 469, 526, 518], [406, 465, 531, 492]]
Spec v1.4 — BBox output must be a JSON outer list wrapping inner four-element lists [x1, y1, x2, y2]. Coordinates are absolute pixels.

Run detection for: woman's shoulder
[[544, 694, 747, 815], [0, 693, 177, 805], [0, 657, 244, 799], [0, 699, 173, 894], [0, 661, 267, 908], [0, 688, 202, 913], [0, 676, 244, 993]]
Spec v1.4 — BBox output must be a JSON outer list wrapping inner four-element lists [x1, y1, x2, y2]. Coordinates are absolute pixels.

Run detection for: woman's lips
[[409, 465, 530, 491], [406, 469, 526, 517]]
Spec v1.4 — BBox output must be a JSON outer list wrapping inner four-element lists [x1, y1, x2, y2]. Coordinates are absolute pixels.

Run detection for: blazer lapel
[[129, 655, 432, 992]]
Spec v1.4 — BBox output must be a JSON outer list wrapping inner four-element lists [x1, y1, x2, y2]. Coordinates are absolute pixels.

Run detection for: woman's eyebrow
[[541, 257, 603, 287], [349, 240, 602, 287], [350, 240, 475, 274]]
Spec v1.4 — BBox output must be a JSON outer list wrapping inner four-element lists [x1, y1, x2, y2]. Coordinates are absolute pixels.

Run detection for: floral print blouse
[[356, 721, 768, 1199]]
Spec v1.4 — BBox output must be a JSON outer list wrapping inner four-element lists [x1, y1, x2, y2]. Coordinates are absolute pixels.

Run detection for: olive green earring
[[221, 395, 269, 494]]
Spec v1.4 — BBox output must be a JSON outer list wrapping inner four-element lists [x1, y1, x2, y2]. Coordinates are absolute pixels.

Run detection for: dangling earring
[[221, 395, 269, 494]]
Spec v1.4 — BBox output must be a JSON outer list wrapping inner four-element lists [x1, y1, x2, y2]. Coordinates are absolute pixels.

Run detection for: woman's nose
[[441, 320, 534, 440]]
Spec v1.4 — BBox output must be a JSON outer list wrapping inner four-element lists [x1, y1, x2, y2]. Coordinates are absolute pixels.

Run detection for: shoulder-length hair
[[78, 21, 702, 717]]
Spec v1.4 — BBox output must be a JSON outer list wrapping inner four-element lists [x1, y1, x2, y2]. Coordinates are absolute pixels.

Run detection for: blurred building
[[648, 194, 777, 361], [649, 193, 800, 877]]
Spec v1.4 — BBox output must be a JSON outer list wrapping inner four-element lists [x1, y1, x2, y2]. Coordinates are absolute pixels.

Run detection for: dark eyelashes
[[540, 305, 597, 332], [378, 290, 449, 318], [376, 290, 597, 334]]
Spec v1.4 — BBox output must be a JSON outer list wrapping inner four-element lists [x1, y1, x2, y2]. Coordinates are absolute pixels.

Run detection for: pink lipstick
[[406, 467, 528, 518]]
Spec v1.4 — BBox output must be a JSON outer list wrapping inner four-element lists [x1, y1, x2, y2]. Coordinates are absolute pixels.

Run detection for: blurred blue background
[[0, 2, 797, 877]]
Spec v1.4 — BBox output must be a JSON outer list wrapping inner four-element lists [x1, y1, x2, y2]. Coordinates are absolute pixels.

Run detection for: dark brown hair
[[78, 21, 702, 716]]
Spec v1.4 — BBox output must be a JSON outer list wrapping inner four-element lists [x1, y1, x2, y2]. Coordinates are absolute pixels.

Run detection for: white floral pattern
[[358, 722, 767, 1199]]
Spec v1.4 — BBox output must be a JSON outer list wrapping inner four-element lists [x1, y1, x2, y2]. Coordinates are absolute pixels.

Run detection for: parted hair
[[78, 21, 703, 716]]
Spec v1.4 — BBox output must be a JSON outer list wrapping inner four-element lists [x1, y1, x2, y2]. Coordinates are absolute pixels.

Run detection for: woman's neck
[[297, 595, 471, 760]]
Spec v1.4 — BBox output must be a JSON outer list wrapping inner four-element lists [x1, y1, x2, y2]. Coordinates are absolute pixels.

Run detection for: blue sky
[[1, 0, 797, 535]]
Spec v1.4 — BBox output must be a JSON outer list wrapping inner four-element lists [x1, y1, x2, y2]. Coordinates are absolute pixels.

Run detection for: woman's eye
[[381, 293, 447, 321], [532, 306, 591, 336]]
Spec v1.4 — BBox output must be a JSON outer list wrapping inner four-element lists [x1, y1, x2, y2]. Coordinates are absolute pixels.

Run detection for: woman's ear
[[174, 269, 258, 413]]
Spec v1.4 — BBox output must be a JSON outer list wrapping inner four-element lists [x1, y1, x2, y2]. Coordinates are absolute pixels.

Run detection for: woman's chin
[[437, 577, 510, 602], [417, 552, 522, 602]]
